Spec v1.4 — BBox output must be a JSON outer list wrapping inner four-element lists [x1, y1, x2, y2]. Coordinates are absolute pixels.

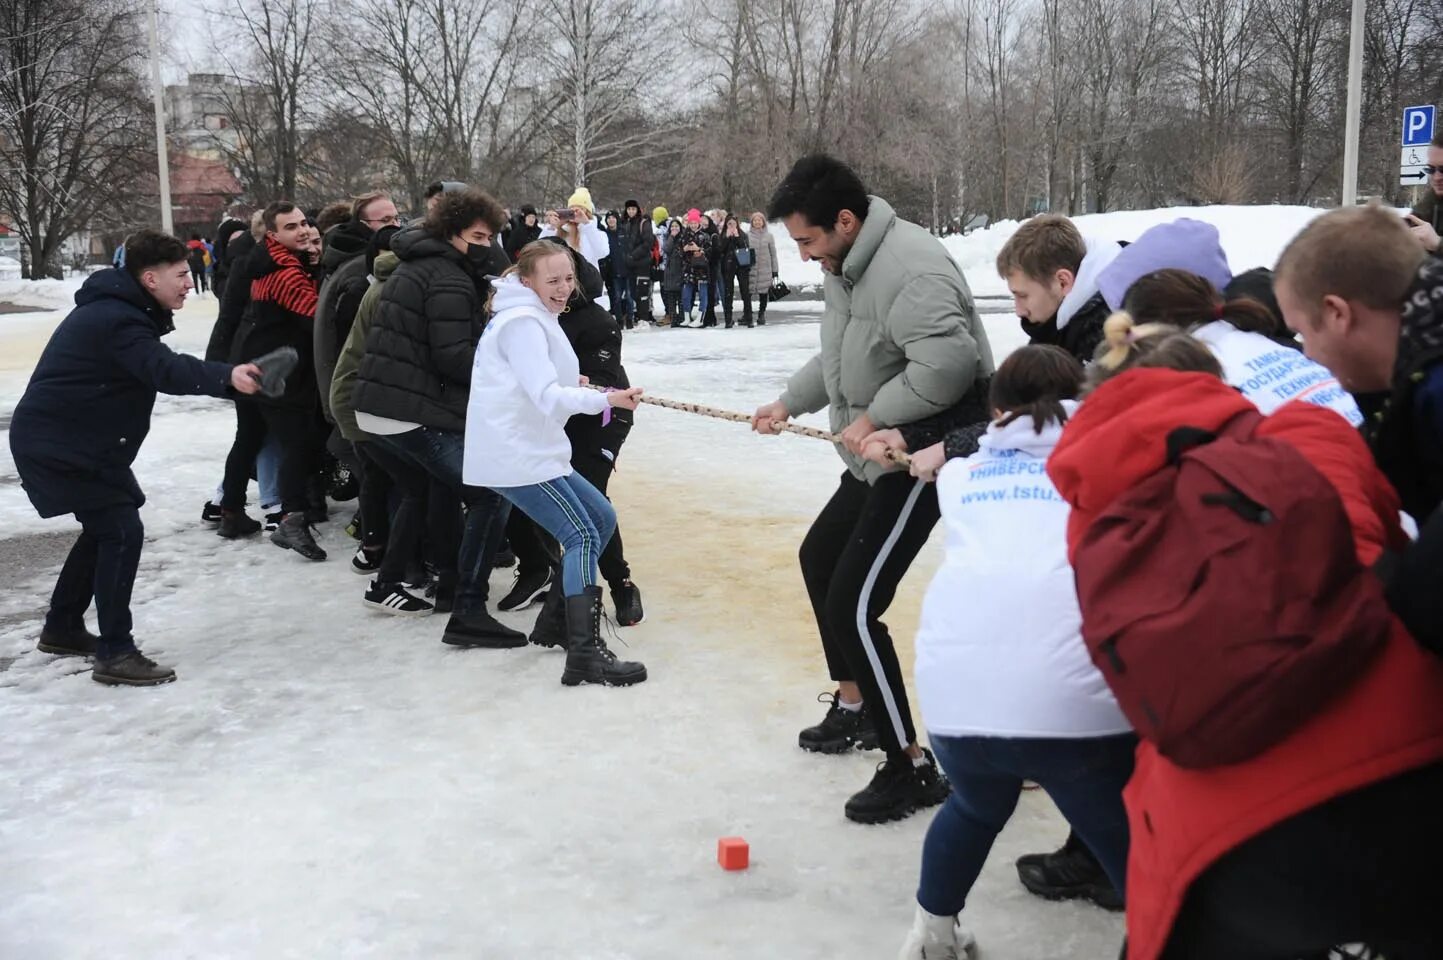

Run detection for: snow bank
[[771, 222, 825, 292], [0, 276, 84, 310], [0, 257, 21, 281], [773, 204, 1328, 300], [946, 205, 1329, 299]]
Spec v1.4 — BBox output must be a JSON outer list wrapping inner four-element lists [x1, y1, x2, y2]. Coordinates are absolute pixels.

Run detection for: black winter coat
[[619, 215, 655, 278], [1022, 291, 1110, 363], [313, 221, 373, 420], [719, 233, 750, 275], [351, 226, 489, 433], [211, 217, 249, 298], [206, 231, 257, 362], [8, 269, 234, 517], [505, 218, 543, 260], [558, 252, 632, 460], [229, 236, 320, 408]]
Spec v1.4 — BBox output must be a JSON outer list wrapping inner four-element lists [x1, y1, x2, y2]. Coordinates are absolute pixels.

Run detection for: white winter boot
[[898, 903, 977, 960]]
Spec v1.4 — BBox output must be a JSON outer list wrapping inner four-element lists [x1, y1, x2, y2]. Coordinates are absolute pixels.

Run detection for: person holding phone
[[1407, 132, 1443, 255], [541, 188, 611, 309]]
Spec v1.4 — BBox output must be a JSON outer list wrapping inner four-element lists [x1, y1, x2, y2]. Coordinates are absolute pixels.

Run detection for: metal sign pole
[[1341, 0, 1366, 205], [146, 0, 173, 235]]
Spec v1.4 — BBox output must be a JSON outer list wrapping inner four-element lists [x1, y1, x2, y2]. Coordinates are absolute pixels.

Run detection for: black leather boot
[[561, 587, 646, 687], [528, 581, 567, 648]]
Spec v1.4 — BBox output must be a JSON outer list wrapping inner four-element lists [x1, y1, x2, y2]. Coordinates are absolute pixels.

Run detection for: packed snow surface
[[0, 204, 1331, 958]]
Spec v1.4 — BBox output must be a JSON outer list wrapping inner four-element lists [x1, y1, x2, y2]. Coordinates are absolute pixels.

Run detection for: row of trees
[[2, 0, 1442, 277]]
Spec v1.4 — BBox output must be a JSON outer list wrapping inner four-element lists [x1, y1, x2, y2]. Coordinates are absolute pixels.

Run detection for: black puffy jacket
[[351, 226, 490, 433], [558, 249, 632, 460]]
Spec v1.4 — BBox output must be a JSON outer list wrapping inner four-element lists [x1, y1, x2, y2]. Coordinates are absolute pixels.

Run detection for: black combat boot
[[560, 586, 646, 687]]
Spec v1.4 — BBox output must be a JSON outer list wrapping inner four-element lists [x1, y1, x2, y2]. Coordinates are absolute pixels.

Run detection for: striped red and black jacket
[[230, 235, 320, 405]]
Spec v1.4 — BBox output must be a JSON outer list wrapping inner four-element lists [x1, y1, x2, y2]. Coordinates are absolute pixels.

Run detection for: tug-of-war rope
[[591, 386, 913, 468]]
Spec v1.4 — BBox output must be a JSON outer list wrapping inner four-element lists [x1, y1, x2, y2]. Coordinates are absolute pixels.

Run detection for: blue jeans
[[492, 472, 615, 596], [681, 281, 710, 317], [214, 432, 282, 509], [917, 733, 1135, 916], [374, 427, 510, 615], [609, 274, 630, 319]]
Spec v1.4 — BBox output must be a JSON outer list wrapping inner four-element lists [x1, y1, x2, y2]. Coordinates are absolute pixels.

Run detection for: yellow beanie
[[567, 187, 595, 215], [652, 205, 668, 226]]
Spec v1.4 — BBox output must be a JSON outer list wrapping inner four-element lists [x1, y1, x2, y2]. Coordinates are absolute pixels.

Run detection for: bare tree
[[0, 0, 149, 278], [1258, 0, 1346, 201], [206, 0, 318, 204], [534, 0, 669, 185]]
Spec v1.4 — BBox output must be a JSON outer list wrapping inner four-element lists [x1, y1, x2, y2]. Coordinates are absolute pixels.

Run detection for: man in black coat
[[505, 204, 542, 260], [9, 230, 263, 686], [221, 201, 327, 560], [618, 199, 655, 326], [352, 187, 523, 647]]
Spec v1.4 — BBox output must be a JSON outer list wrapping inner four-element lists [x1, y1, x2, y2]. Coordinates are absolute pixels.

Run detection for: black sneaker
[[798, 691, 880, 754], [264, 511, 283, 532], [271, 512, 327, 561], [364, 581, 434, 617], [611, 580, 645, 626], [217, 509, 262, 539], [201, 500, 223, 524], [844, 748, 950, 824], [498, 567, 552, 612], [442, 610, 528, 648], [92, 650, 176, 686], [1016, 834, 1123, 911], [36, 622, 98, 657], [351, 545, 383, 575]]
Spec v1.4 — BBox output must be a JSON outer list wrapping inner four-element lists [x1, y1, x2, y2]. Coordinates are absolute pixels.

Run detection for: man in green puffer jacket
[[751, 154, 994, 825]]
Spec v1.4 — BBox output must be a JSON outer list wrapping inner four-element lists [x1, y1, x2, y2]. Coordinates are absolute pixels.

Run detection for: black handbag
[[769, 278, 791, 301]]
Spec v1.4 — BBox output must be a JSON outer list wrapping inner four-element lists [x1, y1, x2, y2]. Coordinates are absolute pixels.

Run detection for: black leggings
[[798, 470, 941, 757], [1162, 761, 1443, 959]]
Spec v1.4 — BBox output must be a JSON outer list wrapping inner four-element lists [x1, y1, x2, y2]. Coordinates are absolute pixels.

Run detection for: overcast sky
[[159, 0, 226, 84]]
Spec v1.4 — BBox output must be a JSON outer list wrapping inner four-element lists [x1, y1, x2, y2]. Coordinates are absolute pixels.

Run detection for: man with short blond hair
[[995, 213, 1120, 362]]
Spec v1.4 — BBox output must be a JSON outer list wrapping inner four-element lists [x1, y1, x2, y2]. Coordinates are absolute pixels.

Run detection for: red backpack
[[1073, 411, 1392, 768]]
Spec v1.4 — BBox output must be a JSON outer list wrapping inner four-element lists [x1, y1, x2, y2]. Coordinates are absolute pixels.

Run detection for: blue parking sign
[[1403, 105, 1435, 147]]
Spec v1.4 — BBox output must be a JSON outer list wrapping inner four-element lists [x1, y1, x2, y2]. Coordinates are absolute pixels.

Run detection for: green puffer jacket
[[330, 250, 399, 442], [778, 196, 993, 483]]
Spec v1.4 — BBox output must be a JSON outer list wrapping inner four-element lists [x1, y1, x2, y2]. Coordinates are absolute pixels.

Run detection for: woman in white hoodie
[[463, 242, 646, 687], [865, 346, 1135, 960]]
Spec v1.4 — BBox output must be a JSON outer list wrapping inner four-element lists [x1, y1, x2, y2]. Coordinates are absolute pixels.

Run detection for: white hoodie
[[1192, 321, 1363, 426], [1054, 237, 1123, 331], [462, 276, 610, 488], [915, 404, 1130, 739]]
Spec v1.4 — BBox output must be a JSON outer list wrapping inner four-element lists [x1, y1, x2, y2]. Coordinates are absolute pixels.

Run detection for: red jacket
[[1048, 369, 1443, 960]]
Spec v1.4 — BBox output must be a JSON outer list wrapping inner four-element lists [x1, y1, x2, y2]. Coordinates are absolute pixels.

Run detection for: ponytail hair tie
[[1214, 302, 1225, 320]]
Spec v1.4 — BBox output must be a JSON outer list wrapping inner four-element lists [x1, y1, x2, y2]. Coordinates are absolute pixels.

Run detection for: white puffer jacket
[[462, 276, 609, 488], [915, 404, 1130, 739]]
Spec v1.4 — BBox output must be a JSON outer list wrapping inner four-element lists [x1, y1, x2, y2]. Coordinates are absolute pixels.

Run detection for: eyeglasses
[[1425, 166, 1443, 177], [361, 215, 401, 226]]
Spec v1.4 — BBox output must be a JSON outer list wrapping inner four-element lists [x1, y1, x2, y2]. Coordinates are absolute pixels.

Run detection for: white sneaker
[[898, 904, 977, 960]]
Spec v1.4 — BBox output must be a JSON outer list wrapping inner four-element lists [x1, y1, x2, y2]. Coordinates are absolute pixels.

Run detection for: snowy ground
[[0, 292, 1109, 960], [0, 203, 1320, 958]]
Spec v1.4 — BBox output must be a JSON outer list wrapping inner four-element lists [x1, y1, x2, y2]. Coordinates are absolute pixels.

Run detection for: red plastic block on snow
[[717, 837, 749, 871]]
